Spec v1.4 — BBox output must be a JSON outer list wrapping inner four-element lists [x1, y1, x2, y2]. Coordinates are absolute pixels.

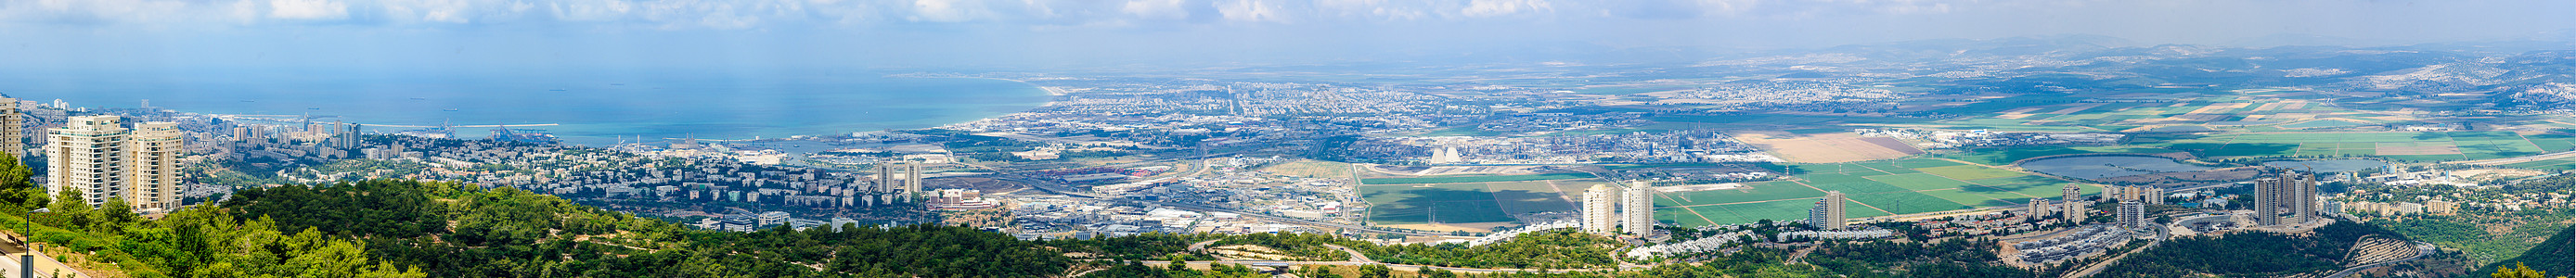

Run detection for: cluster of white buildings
[[1854, 129, 2124, 149], [1372, 131, 1782, 165], [1626, 231, 1752, 259], [1667, 81, 1903, 104], [2014, 224, 2135, 264], [1007, 197, 1307, 240], [693, 210, 799, 232], [1468, 220, 1579, 246], [1774, 229, 1895, 242], [1912, 211, 2043, 237], [2339, 200, 2457, 216]]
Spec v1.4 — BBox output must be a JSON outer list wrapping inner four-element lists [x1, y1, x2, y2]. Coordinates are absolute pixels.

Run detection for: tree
[[0, 157, 44, 214], [1420, 267, 1457, 278], [2493, 262, 2551, 278], [42, 189, 95, 229], [1357, 264, 1392, 278]]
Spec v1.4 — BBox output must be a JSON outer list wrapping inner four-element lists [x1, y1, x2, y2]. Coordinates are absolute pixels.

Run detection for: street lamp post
[[21, 242, 36, 278]]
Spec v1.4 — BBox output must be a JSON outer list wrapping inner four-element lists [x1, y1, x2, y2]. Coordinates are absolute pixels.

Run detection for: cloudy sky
[[3, 0, 2573, 70]]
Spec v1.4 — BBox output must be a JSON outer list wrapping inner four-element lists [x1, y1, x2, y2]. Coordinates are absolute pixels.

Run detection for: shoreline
[[608, 76, 1063, 145], [171, 76, 1067, 147]]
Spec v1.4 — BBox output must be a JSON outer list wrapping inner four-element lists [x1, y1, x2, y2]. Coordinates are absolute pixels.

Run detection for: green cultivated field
[[2133, 132, 2548, 161], [2500, 157, 2576, 171], [1916, 165, 2028, 181], [1376, 158, 2082, 228], [1648, 158, 2089, 227], [1488, 181, 1585, 215], [1614, 87, 2576, 228], [1934, 145, 2182, 166], [1359, 180, 1590, 227], [1359, 172, 1596, 184], [1654, 181, 1826, 207], [1361, 183, 1508, 225], [1866, 173, 1977, 191]]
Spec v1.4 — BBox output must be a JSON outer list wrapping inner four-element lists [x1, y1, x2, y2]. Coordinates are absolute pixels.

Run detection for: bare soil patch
[[1734, 132, 1915, 163]]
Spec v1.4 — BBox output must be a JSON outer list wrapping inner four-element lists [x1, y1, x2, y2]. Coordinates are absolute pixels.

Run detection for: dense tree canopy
[[2093, 221, 2404, 277]]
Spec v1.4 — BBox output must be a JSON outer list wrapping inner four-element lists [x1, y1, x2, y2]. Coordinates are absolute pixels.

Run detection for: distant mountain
[[2225, 33, 2399, 48], [1800, 34, 2140, 62], [2482, 227, 2574, 278]]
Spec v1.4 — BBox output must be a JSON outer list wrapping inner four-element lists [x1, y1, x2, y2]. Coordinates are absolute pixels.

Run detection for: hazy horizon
[[4, 0, 2575, 70]]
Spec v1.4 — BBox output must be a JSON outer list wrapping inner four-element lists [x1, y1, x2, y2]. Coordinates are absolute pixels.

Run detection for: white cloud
[[1217, 0, 1286, 22], [381, 0, 475, 23], [550, 0, 636, 22], [1316, 0, 1426, 21], [1461, 0, 1550, 18], [268, 0, 347, 19], [1119, 0, 1187, 20], [911, 0, 985, 22]]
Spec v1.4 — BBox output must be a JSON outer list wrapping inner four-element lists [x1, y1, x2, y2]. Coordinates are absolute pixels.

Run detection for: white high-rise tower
[[45, 116, 184, 212], [1582, 183, 1617, 235], [2117, 200, 2145, 229], [47, 116, 131, 207], [0, 97, 20, 158], [1809, 191, 1846, 231], [2253, 170, 2319, 226], [129, 122, 183, 213], [1623, 181, 1654, 236]]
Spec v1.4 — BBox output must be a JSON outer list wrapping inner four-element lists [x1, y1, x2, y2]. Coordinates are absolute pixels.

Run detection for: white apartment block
[[1582, 183, 1617, 235], [1808, 191, 1847, 231], [44, 115, 185, 213], [131, 122, 183, 212], [1623, 182, 1654, 236]]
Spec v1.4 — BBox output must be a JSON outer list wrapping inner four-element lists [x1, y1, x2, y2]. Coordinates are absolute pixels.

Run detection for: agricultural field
[[2129, 131, 2561, 162], [1651, 158, 2094, 227], [1732, 132, 1926, 163], [1257, 159, 1354, 179], [1359, 179, 1598, 233], [1359, 172, 1596, 185], [1359, 87, 2576, 232]]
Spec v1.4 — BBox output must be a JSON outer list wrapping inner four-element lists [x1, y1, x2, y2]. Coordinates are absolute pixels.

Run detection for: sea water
[[0, 69, 1049, 146]]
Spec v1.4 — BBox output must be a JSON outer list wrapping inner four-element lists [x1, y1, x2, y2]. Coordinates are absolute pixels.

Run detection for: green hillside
[[2484, 227, 2575, 278]]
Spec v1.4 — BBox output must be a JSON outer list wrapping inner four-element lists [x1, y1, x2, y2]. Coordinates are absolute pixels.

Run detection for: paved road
[[2323, 241, 2436, 278], [0, 256, 84, 278], [1785, 245, 1820, 265], [0, 239, 89, 278]]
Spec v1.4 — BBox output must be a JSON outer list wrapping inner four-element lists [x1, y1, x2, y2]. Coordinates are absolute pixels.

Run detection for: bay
[[0, 70, 1048, 146]]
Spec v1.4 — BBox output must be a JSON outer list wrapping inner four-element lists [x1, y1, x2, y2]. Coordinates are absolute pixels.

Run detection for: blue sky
[[3, 0, 2573, 70]]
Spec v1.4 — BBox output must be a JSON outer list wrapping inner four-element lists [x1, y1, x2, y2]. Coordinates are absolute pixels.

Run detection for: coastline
[[921, 76, 1067, 133], [169, 76, 1066, 146]]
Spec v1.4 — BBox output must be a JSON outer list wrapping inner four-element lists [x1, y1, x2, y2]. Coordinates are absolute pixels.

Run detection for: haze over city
[[0, 0, 2570, 278], [5, 0, 2576, 70]]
